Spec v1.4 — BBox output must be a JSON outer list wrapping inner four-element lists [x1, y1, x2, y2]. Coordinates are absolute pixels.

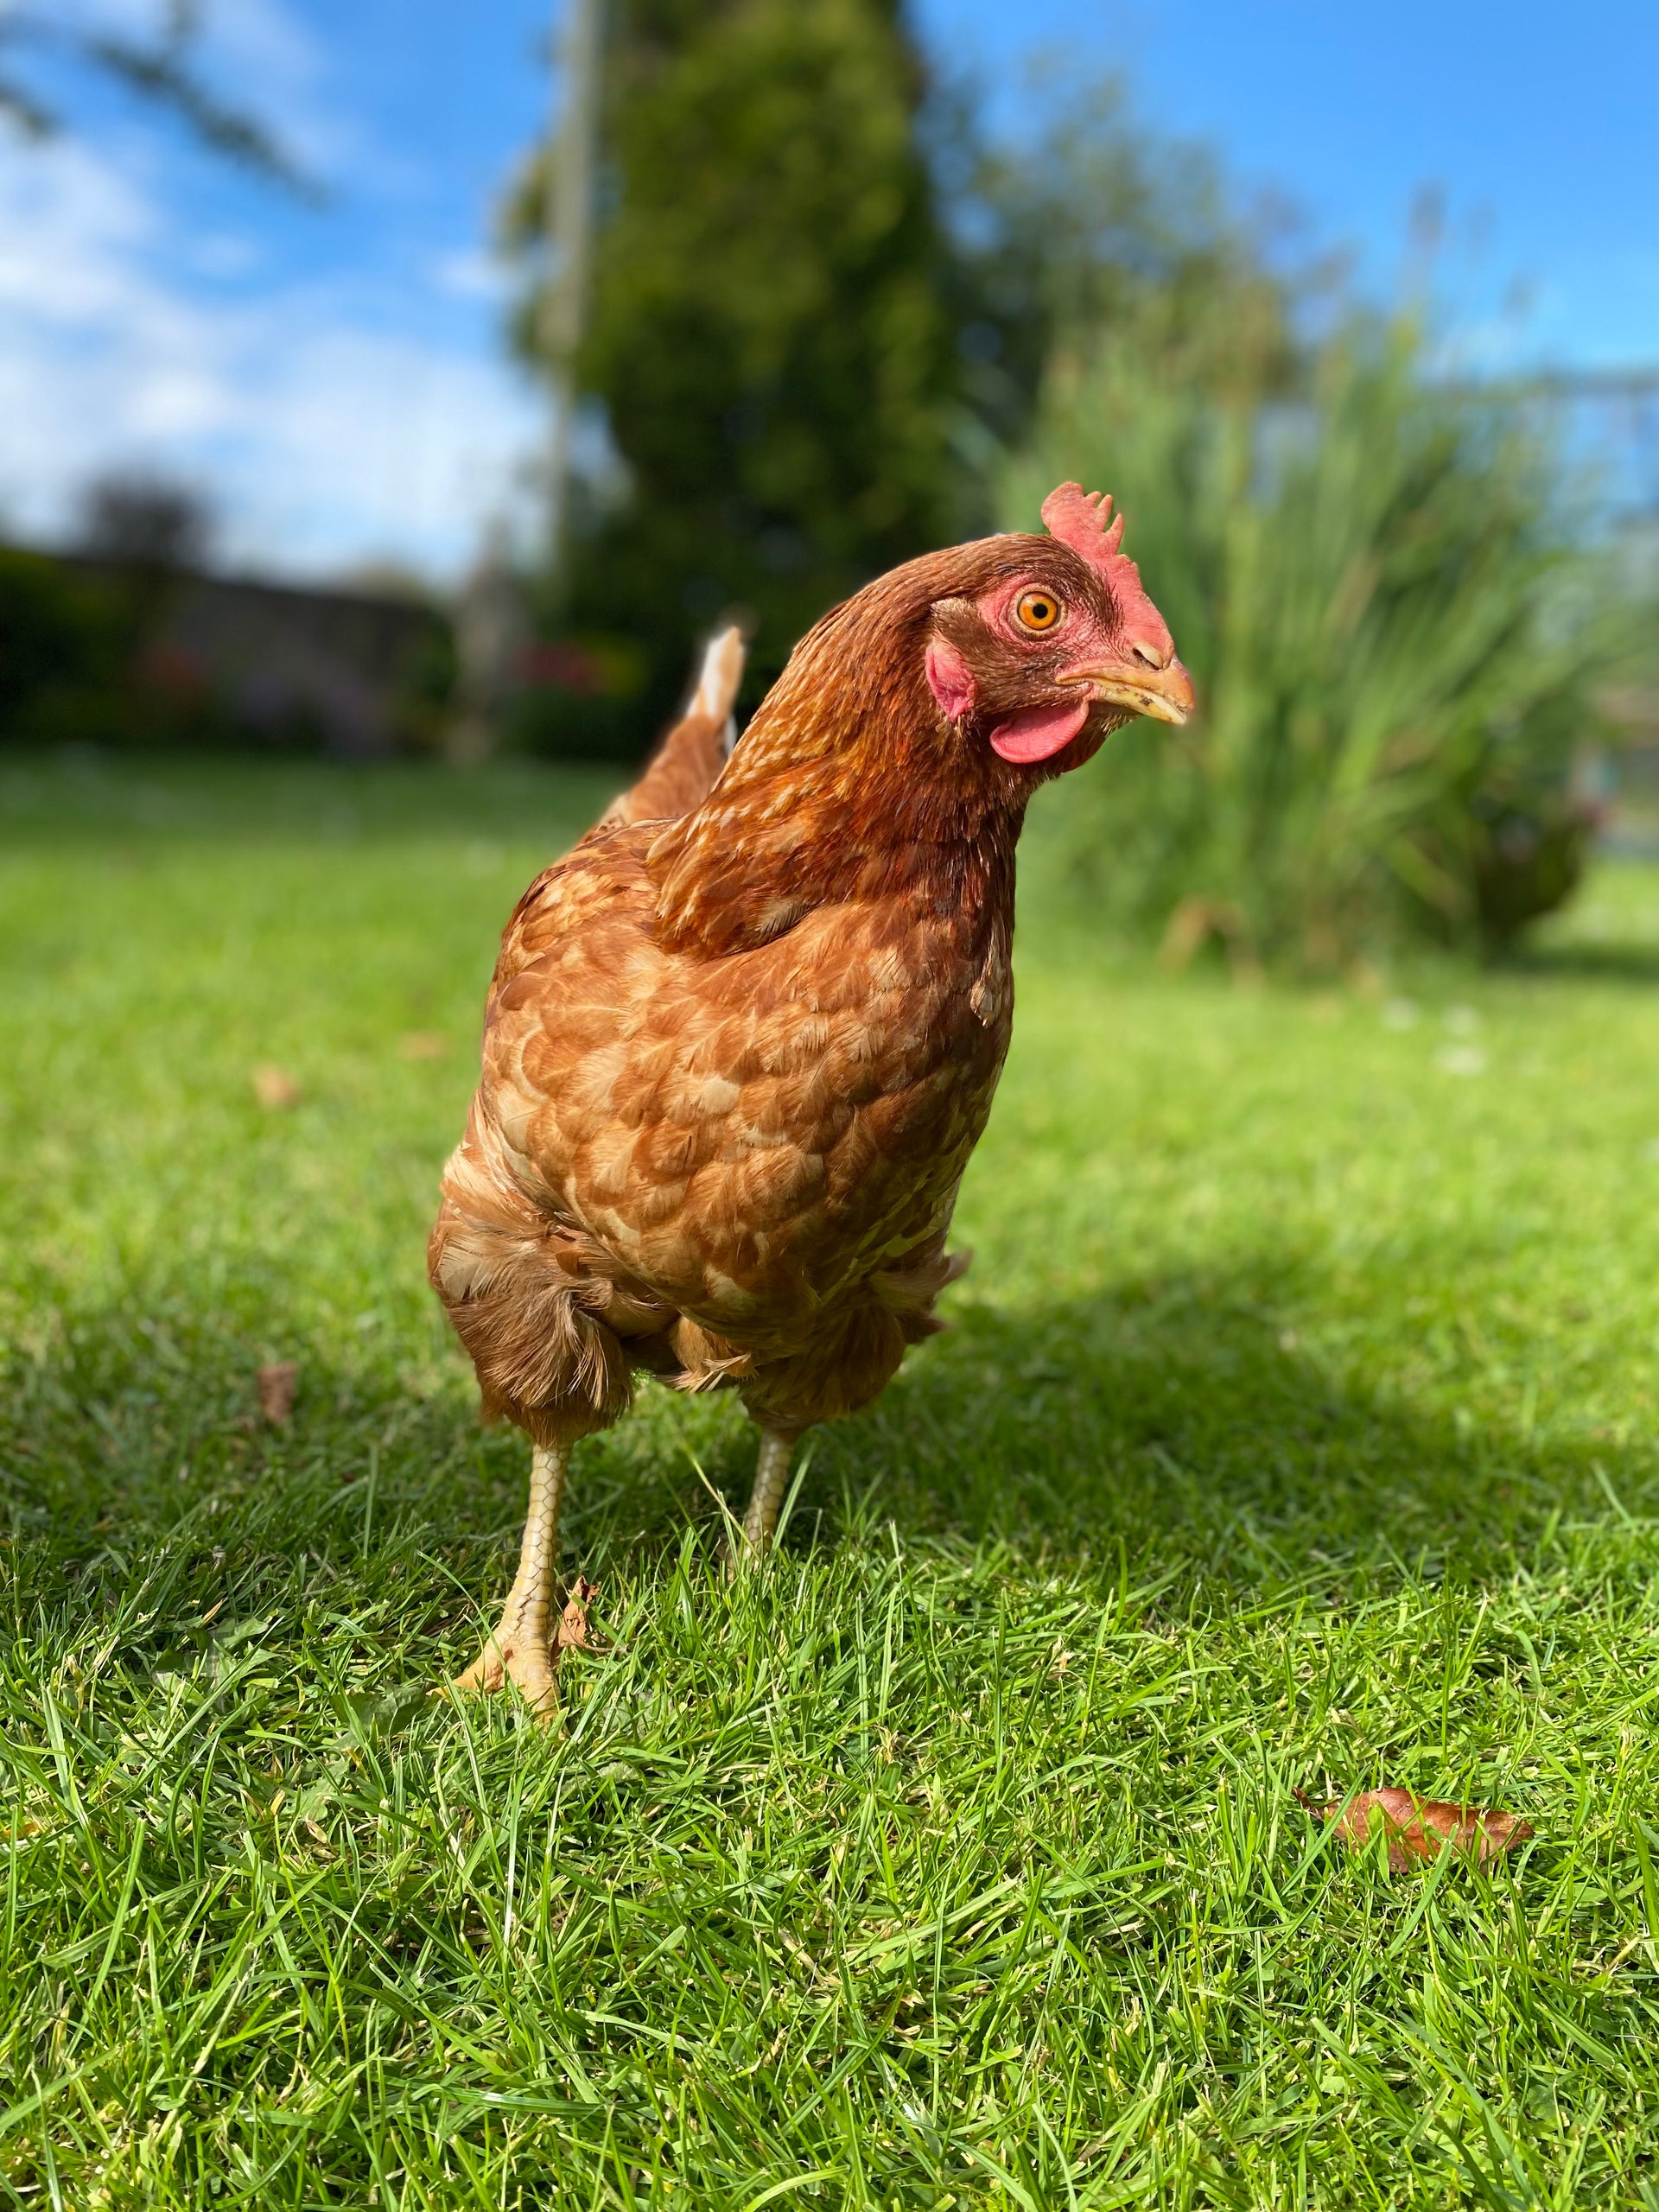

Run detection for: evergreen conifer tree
[[510, 0, 967, 710]]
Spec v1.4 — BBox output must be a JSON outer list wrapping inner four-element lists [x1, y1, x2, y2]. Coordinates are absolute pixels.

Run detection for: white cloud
[[198, 0, 326, 91], [0, 137, 543, 580], [432, 247, 512, 302]]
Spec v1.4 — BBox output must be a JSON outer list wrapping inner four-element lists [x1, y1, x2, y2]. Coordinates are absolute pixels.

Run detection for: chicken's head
[[923, 481, 1194, 772]]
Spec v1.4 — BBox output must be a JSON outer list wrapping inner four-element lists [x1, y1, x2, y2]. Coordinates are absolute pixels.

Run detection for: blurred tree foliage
[[948, 73, 1300, 444], [507, 0, 965, 715], [0, 2, 311, 190], [505, 11, 1301, 734], [75, 470, 217, 573]]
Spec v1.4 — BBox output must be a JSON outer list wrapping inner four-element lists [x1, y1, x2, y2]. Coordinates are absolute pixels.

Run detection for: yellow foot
[[448, 1631, 559, 1713], [443, 1577, 601, 1716]]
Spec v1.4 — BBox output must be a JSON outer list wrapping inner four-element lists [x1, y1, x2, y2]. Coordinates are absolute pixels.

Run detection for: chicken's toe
[[449, 1629, 559, 1712]]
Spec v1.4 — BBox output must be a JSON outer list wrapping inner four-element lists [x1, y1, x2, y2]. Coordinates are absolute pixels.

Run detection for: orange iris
[[1014, 590, 1061, 632]]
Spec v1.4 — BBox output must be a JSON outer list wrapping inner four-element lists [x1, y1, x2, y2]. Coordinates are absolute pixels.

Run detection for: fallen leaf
[[1296, 1785, 1532, 1872], [556, 1575, 604, 1653], [397, 1031, 450, 1061], [252, 1065, 302, 1109], [257, 1361, 298, 1425]]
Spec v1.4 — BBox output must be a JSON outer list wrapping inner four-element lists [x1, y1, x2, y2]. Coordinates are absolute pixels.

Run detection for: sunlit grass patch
[[3, 758, 1659, 2208]]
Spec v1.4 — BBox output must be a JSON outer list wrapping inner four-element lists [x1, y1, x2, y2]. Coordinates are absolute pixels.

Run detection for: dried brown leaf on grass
[[257, 1361, 298, 1426], [556, 1576, 605, 1653], [1296, 1785, 1533, 1872], [252, 1065, 302, 1109]]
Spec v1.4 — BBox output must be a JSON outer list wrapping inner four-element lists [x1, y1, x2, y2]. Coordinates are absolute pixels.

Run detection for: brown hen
[[429, 483, 1192, 1707]]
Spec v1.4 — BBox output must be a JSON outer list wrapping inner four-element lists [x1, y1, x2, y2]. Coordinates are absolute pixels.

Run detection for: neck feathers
[[648, 581, 1020, 958]]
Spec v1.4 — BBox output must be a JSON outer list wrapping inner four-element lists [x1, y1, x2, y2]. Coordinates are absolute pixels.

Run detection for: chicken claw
[[450, 1628, 558, 1711], [448, 1440, 569, 1713]]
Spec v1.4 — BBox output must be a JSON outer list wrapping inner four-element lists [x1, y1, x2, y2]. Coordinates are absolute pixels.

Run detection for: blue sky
[[2, 0, 1653, 581]]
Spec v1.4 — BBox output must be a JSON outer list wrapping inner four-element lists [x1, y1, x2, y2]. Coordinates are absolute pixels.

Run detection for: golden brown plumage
[[431, 486, 1193, 1706]]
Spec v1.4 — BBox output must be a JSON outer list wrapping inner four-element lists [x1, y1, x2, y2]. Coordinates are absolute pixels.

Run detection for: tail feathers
[[689, 624, 745, 753], [601, 624, 747, 830]]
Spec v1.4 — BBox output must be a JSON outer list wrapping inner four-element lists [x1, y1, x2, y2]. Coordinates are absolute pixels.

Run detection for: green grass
[[5, 755, 1659, 2209]]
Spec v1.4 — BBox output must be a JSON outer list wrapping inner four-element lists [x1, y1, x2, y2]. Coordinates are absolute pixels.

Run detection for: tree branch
[[0, 3, 321, 196]]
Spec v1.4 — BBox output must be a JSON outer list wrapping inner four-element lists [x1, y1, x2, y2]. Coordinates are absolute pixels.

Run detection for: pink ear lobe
[[925, 639, 976, 724]]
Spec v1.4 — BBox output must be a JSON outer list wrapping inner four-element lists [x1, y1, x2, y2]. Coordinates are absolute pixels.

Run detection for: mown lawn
[[4, 753, 1659, 2209]]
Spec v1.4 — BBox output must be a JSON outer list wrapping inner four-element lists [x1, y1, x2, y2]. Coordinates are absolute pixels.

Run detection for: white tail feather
[[690, 624, 746, 751]]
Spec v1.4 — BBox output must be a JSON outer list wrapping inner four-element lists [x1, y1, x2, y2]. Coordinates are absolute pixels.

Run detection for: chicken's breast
[[475, 818, 1010, 1366]]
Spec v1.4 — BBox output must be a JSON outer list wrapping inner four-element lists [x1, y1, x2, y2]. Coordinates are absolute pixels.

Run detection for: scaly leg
[[451, 1440, 569, 1710], [737, 1427, 797, 1560]]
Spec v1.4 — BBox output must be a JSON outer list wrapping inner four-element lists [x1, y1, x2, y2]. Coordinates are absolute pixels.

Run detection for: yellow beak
[[1072, 656, 1196, 726]]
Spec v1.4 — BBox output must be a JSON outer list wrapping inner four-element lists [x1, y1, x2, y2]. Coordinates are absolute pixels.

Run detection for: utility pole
[[444, 0, 602, 766], [542, 0, 603, 596]]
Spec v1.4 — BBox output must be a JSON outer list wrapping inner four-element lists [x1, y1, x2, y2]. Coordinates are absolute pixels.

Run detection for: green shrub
[[1005, 323, 1622, 969], [0, 546, 130, 741]]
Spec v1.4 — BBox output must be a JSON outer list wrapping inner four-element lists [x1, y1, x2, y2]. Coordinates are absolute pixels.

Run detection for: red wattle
[[988, 698, 1090, 764]]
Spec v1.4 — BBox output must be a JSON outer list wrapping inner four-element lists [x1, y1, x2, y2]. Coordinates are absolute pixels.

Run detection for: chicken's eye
[[1014, 590, 1062, 633]]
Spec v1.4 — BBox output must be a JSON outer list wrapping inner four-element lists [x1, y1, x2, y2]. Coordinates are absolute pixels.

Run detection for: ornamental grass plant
[[1007, 321, 1629, 972]]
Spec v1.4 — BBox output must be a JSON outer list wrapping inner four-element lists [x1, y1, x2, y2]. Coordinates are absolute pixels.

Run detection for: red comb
[[1040, 481, 1174, 660], [1041, 482, 1126, 566]]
